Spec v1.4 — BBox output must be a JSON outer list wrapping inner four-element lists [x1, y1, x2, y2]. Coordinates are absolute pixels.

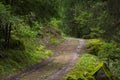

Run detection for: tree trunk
[[4, 0, 12, 49], [8, 24, 12, 48], [4, 24, 11, 49], [5, 24, 9, 49]]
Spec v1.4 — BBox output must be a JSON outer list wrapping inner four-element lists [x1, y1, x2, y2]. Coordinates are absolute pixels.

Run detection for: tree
[[0, 2, 12, 49], [61, 0, 107, 38], [104, 0, 120, 42], [0, 0, 61, 49]]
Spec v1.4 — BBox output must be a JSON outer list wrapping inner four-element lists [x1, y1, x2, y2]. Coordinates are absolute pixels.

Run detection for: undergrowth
[[86, 39, 120, 79], [0, 45, 53, 79], [0, 22, 54, 79], [63, 53, 99, 80], [64, 39, 120, 80]]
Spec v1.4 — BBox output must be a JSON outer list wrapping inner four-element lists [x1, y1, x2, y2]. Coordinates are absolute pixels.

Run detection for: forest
[[0, 0, 120, 80]]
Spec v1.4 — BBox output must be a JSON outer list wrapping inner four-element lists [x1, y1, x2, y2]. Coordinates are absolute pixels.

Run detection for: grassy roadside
[[63, 53, 99, 80], [0, 45, 53, 80], [63, 39, 120, 80], [0, 37, 63, 80]]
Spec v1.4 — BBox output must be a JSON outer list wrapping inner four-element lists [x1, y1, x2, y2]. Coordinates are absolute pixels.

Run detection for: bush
[[0, 21, 55, 79], [98, 42, 120, 59], [33, 46, 53, 61], [98, 42, 120, 79], [86, 39, 120, 59], [64, 54, 99, 80], [86, 39, 120, 79], [86, 39, 105, 55], [50, 38, 60, 45]]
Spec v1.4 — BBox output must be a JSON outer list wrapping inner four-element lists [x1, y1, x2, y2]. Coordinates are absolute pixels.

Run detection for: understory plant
[[63, 53, 99, 80], [0, 22, 53, 79], [86, 39, 120, 79]]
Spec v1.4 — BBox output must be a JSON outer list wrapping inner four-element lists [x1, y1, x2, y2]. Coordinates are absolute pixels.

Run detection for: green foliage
[[50, 38, 60, 45], [64, 53, 114, 80], [98, 42, 120, 59], [86, 39, 120, 59], [0, 2, 11, 24], [60, 0, 119, 40], [33, 46, 53, 61], [97, 41, 120, 79], [0, 45, 53, 78], [64, 54, 99, 80], [61, 0, 107, 38], [110, 61, 120, 79], [50, 18, 66, 37], [86, 39, 105, 55], [0, 50, 29, 78], [0, 0, 62, 79], [86, 39, 120, 79], [0, 6, 55, 78], [107, 0, 120, 23], [50, 18, 62, 29]]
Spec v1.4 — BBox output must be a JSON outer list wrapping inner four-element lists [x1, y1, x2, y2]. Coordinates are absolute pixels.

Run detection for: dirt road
[[7, 38, 86, 80]]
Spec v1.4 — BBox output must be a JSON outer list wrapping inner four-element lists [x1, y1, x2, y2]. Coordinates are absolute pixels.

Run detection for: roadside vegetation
[[0, 0, 62, 79], [86, 39, 120, 79], [64, 39, 120, 80], [63, 53, 99, 80]]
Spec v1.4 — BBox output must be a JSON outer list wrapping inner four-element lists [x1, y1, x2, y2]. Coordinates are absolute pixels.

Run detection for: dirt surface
[[6, 38, 86, 80]]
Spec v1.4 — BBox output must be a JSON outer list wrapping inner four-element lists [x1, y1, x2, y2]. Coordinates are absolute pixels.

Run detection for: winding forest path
[[8, 38, 86, 80]]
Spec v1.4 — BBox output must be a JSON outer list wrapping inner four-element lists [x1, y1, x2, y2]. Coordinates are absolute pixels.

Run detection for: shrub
[[50, 38, 60, 45], [33, 46, 53, 61], [0, 21, 54, 79], [86, 39, 120, 60], [86, 39, 105, 55], [86, 39, 120, 79], [64, 54, 99, 80], [98, 42, 120, 60], [97, 42, 120, 79]]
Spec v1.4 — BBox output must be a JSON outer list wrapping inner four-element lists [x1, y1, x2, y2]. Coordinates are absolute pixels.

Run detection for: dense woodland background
[[0, 0, 120, 79]]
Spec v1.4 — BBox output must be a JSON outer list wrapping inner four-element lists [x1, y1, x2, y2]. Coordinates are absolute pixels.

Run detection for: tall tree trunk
[[8, 24, 12, 48], [4, 24, 12, 49], [5, 24, 8, 49], [4, 0, 12, 49]]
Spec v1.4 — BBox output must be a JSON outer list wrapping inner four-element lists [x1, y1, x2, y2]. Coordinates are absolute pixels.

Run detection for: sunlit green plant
[[64, 53, 99, 80], [86, 39, 105, 55]]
